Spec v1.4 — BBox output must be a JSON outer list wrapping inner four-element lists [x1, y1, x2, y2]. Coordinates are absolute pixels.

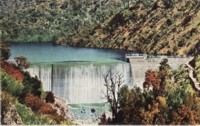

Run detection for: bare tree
[[103, 69, 124, 119]]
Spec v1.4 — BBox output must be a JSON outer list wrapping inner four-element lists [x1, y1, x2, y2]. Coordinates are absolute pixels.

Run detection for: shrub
[[99, 113, 111, 124], [45, 92, 55, 103], [38, 104, 56, 115], [1, 62, 24, 81], [24, 93, 44, 112], [22, 72, 43, 98], [172, 104, 200, 124], [1, 71, 24, 96], [24, 93, 66, 124], [16, 103, 56, 125]]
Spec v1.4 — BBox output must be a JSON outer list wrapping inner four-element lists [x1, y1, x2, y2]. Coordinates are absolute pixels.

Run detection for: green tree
[[0, 42, 10, 61]]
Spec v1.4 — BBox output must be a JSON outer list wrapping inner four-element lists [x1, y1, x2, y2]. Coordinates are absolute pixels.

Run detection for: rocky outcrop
[[50, 96, 70, 119], [2, 105, 23, 125]]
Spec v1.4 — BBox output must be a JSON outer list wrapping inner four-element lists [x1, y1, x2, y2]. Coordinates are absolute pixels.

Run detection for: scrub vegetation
[[0, 42, 71, 125]]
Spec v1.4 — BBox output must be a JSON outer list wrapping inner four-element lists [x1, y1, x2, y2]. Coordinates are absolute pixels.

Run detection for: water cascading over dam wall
[[27, 63, 132, 104], [126, 54, 193, 88]]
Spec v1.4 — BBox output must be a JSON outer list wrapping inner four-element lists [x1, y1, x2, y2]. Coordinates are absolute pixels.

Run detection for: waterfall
[[27, 64, 52, 91], [27, 62, 132, 104]]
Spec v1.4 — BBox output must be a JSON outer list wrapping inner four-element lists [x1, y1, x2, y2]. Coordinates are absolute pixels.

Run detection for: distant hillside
[[0, 0, 127, 42], [62, 0, 200, 56], [0, 0, 36, 15]]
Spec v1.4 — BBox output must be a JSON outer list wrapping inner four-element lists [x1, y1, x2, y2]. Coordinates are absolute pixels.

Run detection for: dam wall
[[126, 54, 193, 88], [26, 63, 132, 104]]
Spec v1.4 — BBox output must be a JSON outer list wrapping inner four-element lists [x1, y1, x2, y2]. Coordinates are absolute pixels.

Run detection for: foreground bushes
[[1, 62, 24, 81], [1, 42, 71, 125], [24, 93, 68, 124], [22, 72, 43, 98], [1, 71, 24, 96], [16, 103, 56, 125]]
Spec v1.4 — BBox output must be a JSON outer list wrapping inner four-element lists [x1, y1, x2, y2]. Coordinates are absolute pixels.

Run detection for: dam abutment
[[126, 54, 193, 88]]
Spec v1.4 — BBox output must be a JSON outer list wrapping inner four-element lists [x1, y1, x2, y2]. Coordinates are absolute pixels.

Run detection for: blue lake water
[[10, 42, 129, 63]]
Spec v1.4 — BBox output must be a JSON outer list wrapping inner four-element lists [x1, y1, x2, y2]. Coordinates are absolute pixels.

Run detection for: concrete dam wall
[[126, 54, 193, 88]]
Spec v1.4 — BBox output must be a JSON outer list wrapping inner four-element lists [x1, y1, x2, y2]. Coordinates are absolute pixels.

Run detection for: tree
[[0, 42, 10, 61], [14, 56, 30, 69], [45, 92, 55, 103], [143, 70, 161, 92], [158, 58, 171, 95], [103, 69, 124, 119], [143, 59, 171, 96], [22, 72, 43, 98], [159, 59, 171, 73]]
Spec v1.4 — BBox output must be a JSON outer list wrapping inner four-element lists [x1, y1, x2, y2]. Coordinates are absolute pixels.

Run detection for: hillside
[[0, 0, 127, 42], [0, 0, 36, 15], [61, 0, 200, 56], [0, 43, 71, 125]]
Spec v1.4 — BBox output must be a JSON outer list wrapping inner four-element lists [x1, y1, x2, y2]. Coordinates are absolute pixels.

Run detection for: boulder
[[2, 105, 23, 125], [50, 96, 71, 119]]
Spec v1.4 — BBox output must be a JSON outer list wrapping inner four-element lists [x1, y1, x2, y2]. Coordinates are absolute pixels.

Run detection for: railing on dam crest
[[125, 53, 190, 59]]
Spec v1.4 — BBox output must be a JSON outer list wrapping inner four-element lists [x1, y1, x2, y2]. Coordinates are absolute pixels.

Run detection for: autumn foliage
[[102, 59, 200, 125], [171, 96, 200, 125], [1, 62, 24, 81], [143, 70, 161, 91], [1, 43, 70, 124], [24, 93, 66, 123], [25, 93, 45, 112], [38, 104, 56, 115]]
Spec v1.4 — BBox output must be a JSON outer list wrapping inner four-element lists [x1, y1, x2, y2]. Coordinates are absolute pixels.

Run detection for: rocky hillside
[[62, 0, 200, 56], [0, 0, 127, 42]]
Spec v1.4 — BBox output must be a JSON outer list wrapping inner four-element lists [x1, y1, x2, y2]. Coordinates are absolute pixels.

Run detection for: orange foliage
[[1, 62, 24, 81], [24, 93, 65, 123], [172, 104, 199, 124], [144, 70, 161, 91], [38, 104, 56, 115], [25, 93, 44, 112]]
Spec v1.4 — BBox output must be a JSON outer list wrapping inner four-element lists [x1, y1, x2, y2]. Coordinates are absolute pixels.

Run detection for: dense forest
[[0, 42, 71, 125], [0, 0, 132, 42]]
